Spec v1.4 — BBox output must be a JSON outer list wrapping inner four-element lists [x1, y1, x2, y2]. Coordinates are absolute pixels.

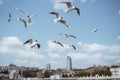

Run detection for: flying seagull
[[92, 28, 98, 33], [49, 11, 70, 29], [60, 2, 80, 16], [8, 13, 11, 22], [69, 45, 76, 50], [52, 41, 64, 47], [17, 18, 27, 29], [17, 8, 37, 24], [23, 39, 40, 49], [60, 33, 77, 38]]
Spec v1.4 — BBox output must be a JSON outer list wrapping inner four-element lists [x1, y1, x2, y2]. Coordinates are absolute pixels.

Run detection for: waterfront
[[22, 76, 120, 80]]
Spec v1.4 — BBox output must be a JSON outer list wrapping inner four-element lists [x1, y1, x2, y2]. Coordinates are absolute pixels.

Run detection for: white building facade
[[110, 67, 120, 77]]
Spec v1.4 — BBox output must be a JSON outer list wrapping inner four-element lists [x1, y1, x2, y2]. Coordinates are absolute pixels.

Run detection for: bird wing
[[69, 34, 77, 38], [29, 14, 38, 18], [37, 43, 40, 49], [75, 7, 80, 16], [20, 19, 27, 29], [23, 39, 33, 45], [8, 13, 11, 22], [59, 34, 69, 38], [49, 12, 59, 18], [17, 8, 28, 16], [18, 18, 27, 29], [57, 41, 64, 47], [22, 19, 27, 28], [60, 19, 66, 24], [61, 2, 72, 8], [17, 8, 37, 18], [52, 41, 64, 47], [9, 13, 11, 18], [60, 19, 70, 29], [70, 45, 76, 50]]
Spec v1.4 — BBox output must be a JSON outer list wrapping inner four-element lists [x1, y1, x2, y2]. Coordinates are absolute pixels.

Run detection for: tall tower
[[66, 56, 72, 71]]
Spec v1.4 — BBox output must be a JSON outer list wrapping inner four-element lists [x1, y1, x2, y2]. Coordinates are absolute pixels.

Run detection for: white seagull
[[49, 11, 70, 29], [23, 39, 40, 49], [17, 8, 37, 24], [60, 2, 80, 16], [92, 28, 98, 33], [8, 13, 11, 22], [69, 45, 76, 50], [60, 33, 77, 38], [52, 40, 64, 47]]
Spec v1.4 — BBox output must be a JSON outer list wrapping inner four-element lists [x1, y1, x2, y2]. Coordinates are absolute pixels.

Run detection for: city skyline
[[0, 0, 120, 69]]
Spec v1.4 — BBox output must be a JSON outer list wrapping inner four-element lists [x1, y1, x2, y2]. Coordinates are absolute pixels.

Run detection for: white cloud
[[119, 10, 120, 15], [82, 43, 108, 53], [108, 45, 120, 54], [67, 52, 120, 67], [66, 41, 120, 68], [0, 36, 46, 67], [48, 53, 61, 58], [49, 60, 65, 68], [51, 0, 96, 10], [117, 35, 120, 40], [0, 0, 4, 6], [77, 41, 120, 54], [80, 0, 87, 3], [1, 37, 120, 68], [0, 0, 12, 6], [67, 53, 86, 60], [49, 60, 58, 65], [51, 0, 75, 10], [80, 0, 96, 3], [46, 40, 120, 68], [114, 60, 120, 65]]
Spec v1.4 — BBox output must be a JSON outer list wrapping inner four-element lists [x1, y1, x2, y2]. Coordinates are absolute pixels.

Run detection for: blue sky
[[0, 0, 120, 69]]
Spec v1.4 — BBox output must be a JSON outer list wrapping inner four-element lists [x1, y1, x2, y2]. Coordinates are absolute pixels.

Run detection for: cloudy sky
[[0, 0, 120, 69]]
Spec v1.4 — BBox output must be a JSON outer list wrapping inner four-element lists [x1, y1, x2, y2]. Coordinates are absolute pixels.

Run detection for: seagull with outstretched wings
[[23, 39, 40, 49], [49, 11, 70, 29], [17, 8, 37, 24], [60, 33, 77, 38], [60, 2, 80, 16]]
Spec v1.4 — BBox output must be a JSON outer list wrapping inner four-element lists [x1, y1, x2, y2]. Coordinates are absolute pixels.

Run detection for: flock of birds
[[49, 2, 81, 50], [7, 1, 97, 50]]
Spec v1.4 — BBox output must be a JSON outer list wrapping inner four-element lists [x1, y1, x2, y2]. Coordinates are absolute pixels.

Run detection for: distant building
[[46, 63, 51, 71], [36, 69, 45, 78], [110, 66, 120, 76], [8, 63, 19, 79], [50, 74, 60, 79], [66, 56, 72, 71]]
